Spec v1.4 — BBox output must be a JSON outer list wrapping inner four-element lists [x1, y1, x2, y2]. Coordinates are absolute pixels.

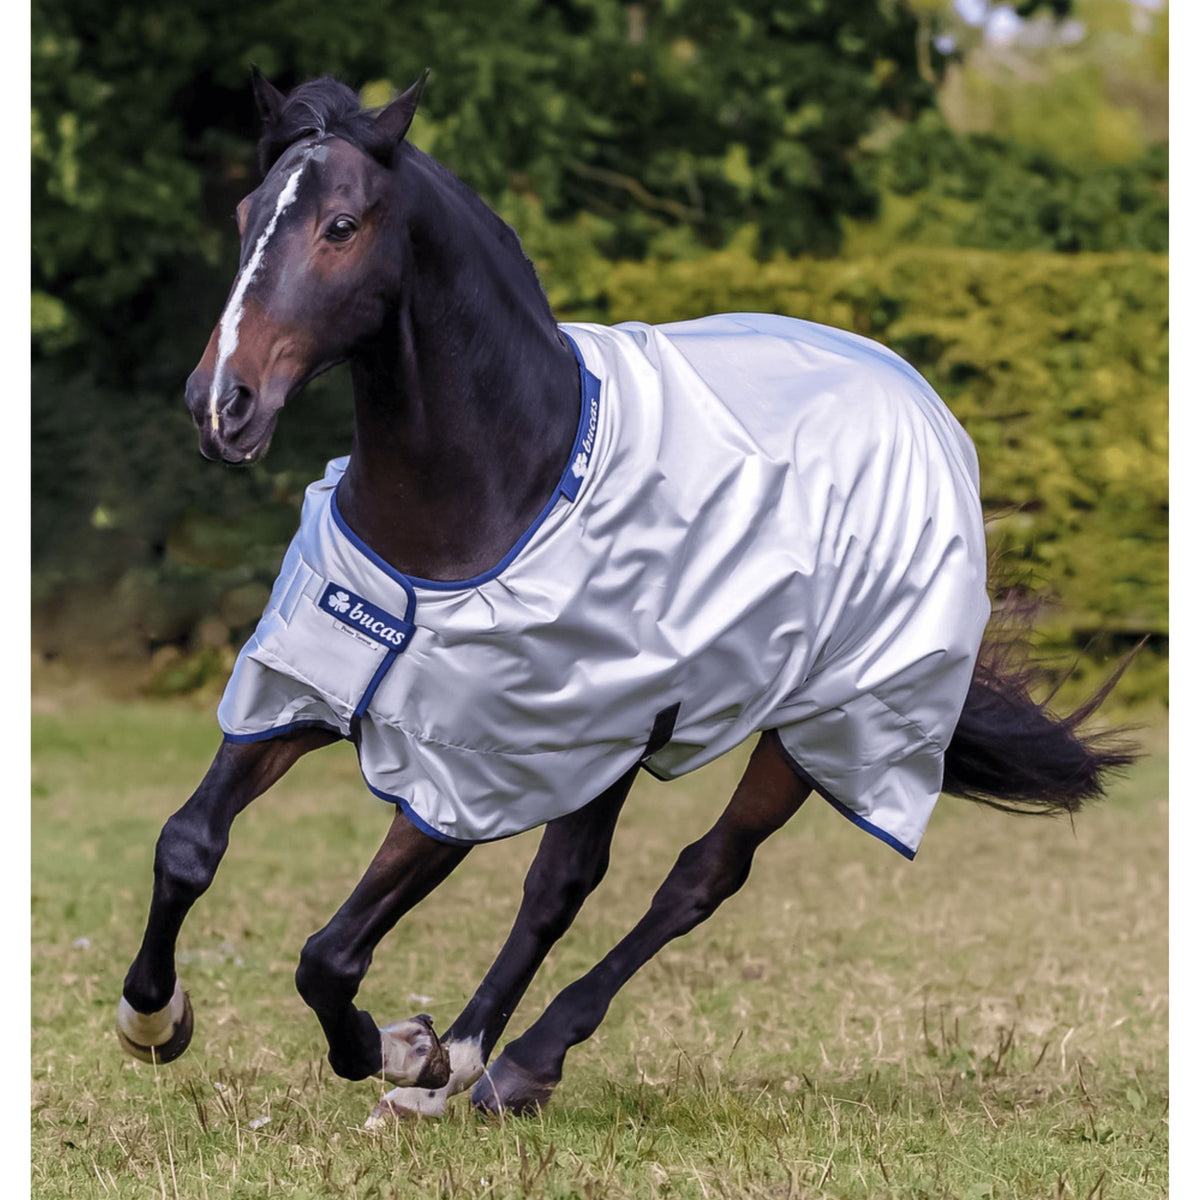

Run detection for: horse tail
[[942, 614, 1141, 815]]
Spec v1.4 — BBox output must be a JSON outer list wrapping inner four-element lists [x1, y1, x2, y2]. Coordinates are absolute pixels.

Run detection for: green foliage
[[32, 6, 218, 356], [569, 246, 1166, 702], [849, 112, 1168, 254], [937, 0, 1168, 164], [31, 0, 934, 364], [30, 1, 1167, 703], [30, 355, 354, 659]]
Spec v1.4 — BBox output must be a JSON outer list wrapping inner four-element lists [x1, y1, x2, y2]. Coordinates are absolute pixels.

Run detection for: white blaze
[[208, 151, 314, 431]]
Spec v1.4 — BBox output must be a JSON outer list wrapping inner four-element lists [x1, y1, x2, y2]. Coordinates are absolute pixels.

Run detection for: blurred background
[[30, 0, 1168, 710]]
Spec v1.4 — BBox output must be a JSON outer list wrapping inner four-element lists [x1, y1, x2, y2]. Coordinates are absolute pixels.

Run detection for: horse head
[[184, 74, 425, 463]]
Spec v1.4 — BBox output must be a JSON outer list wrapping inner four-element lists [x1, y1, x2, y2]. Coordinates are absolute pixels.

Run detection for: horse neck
[[340, 150, 579, 581]]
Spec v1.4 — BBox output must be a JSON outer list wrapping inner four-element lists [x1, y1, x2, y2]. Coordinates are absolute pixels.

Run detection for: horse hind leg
[[117, 728, 339, 1063], [472, 732, 811, 1116], [367, 764, 637, 1124]]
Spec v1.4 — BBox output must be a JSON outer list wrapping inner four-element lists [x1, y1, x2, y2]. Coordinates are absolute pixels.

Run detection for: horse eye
[[326, 216, 358, 242]]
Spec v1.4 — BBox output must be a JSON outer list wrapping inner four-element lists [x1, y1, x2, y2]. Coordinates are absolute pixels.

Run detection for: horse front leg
[[473, 732, 811, 1116], [367, 764, 638, 1122], [118, 727, 339, 1063], [293, 807, 469, 1086]]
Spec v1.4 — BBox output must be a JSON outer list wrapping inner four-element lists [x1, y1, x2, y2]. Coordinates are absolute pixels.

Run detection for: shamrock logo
[[328, 590, 351, 614], [571, 451, 589, 479]]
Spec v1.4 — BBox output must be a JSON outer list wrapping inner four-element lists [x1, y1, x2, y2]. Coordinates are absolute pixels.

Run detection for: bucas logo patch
[[319, 582, 413, 651]]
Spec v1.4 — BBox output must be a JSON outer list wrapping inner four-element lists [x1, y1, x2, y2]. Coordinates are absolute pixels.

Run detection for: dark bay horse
[[116, 74, 1133, 1122]]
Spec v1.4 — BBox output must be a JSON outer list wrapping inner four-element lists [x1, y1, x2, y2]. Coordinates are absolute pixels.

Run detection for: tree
[[33, 0, 944, 368]]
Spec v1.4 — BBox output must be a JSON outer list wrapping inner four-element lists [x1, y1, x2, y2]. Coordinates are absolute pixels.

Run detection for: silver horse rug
[[218, 312, 991, 859]]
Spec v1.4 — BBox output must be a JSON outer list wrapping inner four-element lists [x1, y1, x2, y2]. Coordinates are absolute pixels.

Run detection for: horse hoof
[[116, 984, 194, 1065], [379, 1014, 451, 1088], [365, 1089, 446, 1126], [470, 1055, 557, 1117], [364, 1037, 487, 1126]]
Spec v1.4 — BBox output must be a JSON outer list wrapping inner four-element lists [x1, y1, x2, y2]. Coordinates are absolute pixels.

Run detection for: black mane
[[257, 76, 397, 173]]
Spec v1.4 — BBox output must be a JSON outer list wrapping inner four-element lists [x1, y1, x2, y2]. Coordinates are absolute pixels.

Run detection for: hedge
[[33, 247, 1167, 708]]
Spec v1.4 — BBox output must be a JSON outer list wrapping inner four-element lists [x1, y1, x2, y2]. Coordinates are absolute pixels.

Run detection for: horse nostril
[[218, 385, 256, 430], [220, 385, 253, 417]]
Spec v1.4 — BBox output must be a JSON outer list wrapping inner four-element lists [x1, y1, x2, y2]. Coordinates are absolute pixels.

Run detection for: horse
[[116, 73, 1135, 1123]]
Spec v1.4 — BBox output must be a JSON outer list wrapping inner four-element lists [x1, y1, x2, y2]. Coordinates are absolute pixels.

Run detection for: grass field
[[31, 680, 1167, 1199]]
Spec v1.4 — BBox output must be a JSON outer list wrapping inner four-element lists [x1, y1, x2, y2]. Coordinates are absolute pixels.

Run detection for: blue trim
[[772, 735, 919, 861], [361, 778, 484, 847], [557, 337, 602, 503], [354, 649, 400, 720], [329, 331, 600, 594], [820, 790, 918, 861], [220, 721, 483, 847], [222, 719, 345, 744], [325, 495, 420, 614]]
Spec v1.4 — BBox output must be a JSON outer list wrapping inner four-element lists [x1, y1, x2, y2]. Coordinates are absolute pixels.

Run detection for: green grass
[[31, 685, 1167, 1199]]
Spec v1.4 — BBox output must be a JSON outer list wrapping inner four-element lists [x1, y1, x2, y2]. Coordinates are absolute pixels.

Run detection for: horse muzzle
[[185, 367, 282, 464]]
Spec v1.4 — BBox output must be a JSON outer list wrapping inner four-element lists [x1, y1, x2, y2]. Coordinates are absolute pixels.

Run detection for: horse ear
[[374, 70, 429, 145], [251, 67, 286, 130]]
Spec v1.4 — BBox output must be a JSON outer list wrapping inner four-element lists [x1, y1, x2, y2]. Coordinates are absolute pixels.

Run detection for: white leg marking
[[116, 981, 187, 1047], [377, 1015, 449, 1086], [365, 1036, 486, 1125], [208, 151, 314, 431]]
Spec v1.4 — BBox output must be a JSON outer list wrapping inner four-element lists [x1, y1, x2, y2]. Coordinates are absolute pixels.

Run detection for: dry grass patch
[[32, 696, 1166, 1198]]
